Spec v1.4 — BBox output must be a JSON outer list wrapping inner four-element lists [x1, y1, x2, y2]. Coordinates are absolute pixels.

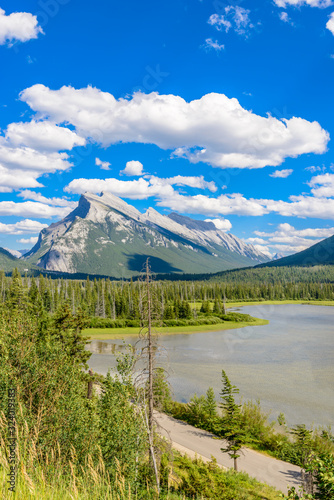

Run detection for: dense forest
[[0, 266, 333, 327]]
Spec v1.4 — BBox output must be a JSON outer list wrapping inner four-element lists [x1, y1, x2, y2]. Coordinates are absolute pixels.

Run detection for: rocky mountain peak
[[168, 213, 216, 231], [24, 192, 270, 277]]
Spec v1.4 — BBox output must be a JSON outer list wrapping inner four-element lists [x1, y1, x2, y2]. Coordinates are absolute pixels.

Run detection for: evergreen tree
[[163, 303, 174, 320], [200, 300, 211, 314], [6, 269, 27, 311], [152, 367, 172, 411], [179, 300, 192, 319], [213, 298, 222, 315], [220, 370, 247, 471], [51, 302, 91, 366], [203, 387, 218, 423]]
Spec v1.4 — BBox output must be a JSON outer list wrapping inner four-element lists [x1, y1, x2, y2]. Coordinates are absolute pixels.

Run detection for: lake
[[87, 304, 334, 428]]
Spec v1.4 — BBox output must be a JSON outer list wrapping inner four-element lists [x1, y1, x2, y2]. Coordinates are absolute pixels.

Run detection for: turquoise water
[[87, 304, 334, 427]]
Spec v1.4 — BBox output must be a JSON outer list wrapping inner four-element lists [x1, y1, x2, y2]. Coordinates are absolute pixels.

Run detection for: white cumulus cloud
[[305, 165, 325, 173], [0, 140, 71, 172], [65, 175, 217, 200], [0, 8, 43, 45], [308, 173, 334, 197], [275, 0, 333, 7], [253, 222, 334, 254], [95, 158, 111, 170], [66, 176, 334, 220], [0, 117, 86, 192], [66, 177, 174, 200], [156, 192, 268, 216], [148, 175, 217, 192], [20, 85, 330, 170], [256, 222, 334, 239], [6, 121, 86, 152], [260, 195, 334, 219], [17, 236, 38, 244], [204, 218, 232, 231], [208, 13, 232, 32], [244, 237, 268, 245], [0, 219, 48, 235], [270, 169, 293, 178], [326, 12, 334, 34], [121, 161, 144, 176], [18, 190, 78, 208], [0, 201, 72, 218], [0, 148, 71, 192]]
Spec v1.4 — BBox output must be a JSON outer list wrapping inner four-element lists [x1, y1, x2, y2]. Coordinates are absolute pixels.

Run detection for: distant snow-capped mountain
[[24, 192, 269, 277], [271, 253, 286, 261], [4, 248, 30, 258]]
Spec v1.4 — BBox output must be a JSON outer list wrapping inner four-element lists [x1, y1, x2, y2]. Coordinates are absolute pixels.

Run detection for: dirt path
[[156, 412, 302, 494]]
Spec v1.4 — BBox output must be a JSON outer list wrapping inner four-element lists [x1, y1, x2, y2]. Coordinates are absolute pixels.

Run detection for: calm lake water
[[87, 304, 334, 428]]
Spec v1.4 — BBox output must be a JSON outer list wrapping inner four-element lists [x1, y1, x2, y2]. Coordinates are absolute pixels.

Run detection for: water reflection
[[88, 341, 121, 355]]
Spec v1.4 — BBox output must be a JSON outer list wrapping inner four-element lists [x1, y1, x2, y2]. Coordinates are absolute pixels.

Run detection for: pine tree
[[220, 370, 247, 471]]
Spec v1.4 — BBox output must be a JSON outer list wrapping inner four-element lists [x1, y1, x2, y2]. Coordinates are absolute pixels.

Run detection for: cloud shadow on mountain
[[126, 254, 182, 274]]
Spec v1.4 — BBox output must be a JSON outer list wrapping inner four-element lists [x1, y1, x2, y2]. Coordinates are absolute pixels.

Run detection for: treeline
[[0, 268, 334, 324], [211, 264, 334, 285]]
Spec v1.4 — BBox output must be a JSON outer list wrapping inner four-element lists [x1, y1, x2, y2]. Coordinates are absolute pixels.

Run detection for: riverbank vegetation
[[83, 315, 269, 339]]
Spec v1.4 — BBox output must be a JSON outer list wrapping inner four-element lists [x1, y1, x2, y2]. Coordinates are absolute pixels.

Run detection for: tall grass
[[0, 407, 282, 500], [0, 410, 132, 500]]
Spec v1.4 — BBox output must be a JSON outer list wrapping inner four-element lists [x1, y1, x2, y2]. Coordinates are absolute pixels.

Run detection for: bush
[[239, 400, 275, 450], [0, 309, 100, 467], [219, 312, 255, 322], [88, 317, 141, 328], [171, 454, 281, 499], [163, 316, 222, 327]]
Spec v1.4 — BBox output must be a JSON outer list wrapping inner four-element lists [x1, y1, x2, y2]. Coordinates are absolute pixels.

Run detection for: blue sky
[[1, 0, 334, 257]]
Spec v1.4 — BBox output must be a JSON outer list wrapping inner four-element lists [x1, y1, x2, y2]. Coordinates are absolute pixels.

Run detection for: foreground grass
[[83, 317, 268, 339], [0, 451, 282, 500]]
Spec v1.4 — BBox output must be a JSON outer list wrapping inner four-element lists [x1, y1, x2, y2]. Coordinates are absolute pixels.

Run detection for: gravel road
[[156, 412, 302, 494]]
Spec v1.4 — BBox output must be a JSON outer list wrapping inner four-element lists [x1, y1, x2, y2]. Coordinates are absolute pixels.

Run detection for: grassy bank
[[226, 299, 334, 308], [83, 316, 268, 339]]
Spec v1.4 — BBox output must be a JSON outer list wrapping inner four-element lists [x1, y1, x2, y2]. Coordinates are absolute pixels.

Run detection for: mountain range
[[1, 192, 333, 277], [17, 192, 269, 278]]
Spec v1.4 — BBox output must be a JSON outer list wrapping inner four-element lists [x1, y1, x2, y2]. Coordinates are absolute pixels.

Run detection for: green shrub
[[171, 454, 281, 499]]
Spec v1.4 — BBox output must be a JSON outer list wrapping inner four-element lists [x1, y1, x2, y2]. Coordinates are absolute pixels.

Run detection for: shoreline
[[84, 316, 268, 339], [226, 299, 334, 308], [83, 299, 334, 339]]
